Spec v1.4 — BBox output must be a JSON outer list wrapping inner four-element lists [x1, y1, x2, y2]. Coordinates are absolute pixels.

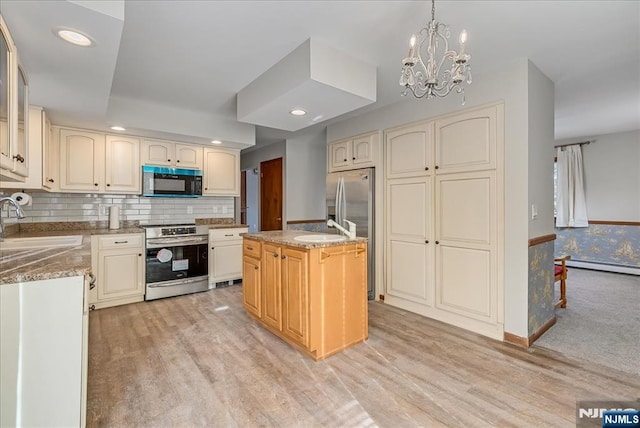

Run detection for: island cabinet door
[[242, 255, 261, 318], [261, 243, 282, 331], [281, 247, 309, 347]]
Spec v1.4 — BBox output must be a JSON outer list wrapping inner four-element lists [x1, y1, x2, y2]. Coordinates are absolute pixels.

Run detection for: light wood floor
[[87, 285, 639, 427]]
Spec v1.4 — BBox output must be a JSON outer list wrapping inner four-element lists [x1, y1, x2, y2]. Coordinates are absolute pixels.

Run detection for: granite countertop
[[0, 227, 144, 285], [0, 218, 242, 285], [243, 230, 367, 249]]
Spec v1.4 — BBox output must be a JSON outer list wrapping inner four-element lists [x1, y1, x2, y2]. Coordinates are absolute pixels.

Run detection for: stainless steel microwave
[[142, 165, 203, 197]]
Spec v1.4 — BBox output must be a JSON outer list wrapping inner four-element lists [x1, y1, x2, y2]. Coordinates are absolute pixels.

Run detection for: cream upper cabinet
[[59, 128, 105, 192], [434, 104, 501, 174], [175, 143, 202, 168], [42, 115, 58, 191], [328, 132, 378, 172], [1, 106, 45, 190], [105, 135, 140, 193], [385, 122, 433, 179], [141, 139, 203, 169], [203, 147, 240, 196], [11, 64, 28, 177], [0, 15, 16, 176]]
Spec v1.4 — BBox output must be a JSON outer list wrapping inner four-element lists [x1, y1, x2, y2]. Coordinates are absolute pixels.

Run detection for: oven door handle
[[146, 236, 208, 248]]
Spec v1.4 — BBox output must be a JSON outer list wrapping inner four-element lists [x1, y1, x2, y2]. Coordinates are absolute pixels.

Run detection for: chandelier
[[399, 0, 472, 103]]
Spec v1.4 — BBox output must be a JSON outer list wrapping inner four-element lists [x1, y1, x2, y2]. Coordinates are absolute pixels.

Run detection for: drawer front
[[98, 234, 143, 250], [210, 227, 249, 242], [243, 238, 261, 259]]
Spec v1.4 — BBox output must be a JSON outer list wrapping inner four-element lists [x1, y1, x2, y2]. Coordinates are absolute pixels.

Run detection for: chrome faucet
[[0, 196, 26, 242], [327, 219, 356, 239]]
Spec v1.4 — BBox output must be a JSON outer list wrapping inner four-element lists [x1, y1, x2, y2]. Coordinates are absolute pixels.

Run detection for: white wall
[[527, 61, 556, 239], [328, 57, 545, 338], [285, 128, 327, 221], [555, 130, 640, 222]]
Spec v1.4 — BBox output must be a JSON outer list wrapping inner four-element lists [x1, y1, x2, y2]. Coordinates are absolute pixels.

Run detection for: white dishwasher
[[208, 227, 248, 288]]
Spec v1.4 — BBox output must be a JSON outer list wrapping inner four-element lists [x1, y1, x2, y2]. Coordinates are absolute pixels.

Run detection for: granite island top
[[243, 230, 367, 249]]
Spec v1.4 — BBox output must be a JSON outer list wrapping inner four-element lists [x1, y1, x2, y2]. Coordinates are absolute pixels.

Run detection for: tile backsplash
[[0, 191, 235, 225]]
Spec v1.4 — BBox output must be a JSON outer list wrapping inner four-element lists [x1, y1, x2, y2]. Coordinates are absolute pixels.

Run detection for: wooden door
[[260, 157, 283, 231], [261, 243, 282, 330]]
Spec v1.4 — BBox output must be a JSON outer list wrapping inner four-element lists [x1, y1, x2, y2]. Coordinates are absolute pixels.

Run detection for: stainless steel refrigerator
[[326, 168, 375, 300]]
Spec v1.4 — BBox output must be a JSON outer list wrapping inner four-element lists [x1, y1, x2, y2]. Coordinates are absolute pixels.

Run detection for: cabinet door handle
[[89, 305, 96, 311], [13, 154, 25, 163], [254, 266, 258, 270], [47, 178, 55, 183], [224, 234, 234, 237], [273, 253, 279, 258], [88, 272, 96, 289], [114, 240, 128, 244], [281, 255, 286, 259], [247, 246, 253, 251]]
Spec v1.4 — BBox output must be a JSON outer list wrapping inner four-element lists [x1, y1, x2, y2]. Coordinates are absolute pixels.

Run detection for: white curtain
[[556, 145, 589, 227]]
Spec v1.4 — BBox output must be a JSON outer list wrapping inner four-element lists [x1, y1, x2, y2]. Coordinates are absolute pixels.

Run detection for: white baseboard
[[566, 260, 640, 276]]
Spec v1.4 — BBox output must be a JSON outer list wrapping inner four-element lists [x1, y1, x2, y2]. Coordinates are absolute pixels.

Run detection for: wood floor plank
[[87, 285, 640, 427]]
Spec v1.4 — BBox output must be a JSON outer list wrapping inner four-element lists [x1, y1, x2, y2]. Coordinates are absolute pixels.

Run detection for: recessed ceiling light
[[56, 29, 93, 47], [290, 109, 307, 116], [211, 140, 222, 145], [110, 126, 126, 131]]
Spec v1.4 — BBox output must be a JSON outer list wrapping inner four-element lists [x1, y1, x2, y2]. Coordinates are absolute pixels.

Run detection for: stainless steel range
[[142, 224, 209, 300]]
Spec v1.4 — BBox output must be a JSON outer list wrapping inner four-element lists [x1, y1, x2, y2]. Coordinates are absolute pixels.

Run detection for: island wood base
[[242, 234, 368, 360]]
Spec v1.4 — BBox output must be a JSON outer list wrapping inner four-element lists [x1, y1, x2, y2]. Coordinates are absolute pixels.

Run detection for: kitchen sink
[[293, 234, 347, 243], [0, 235, 83, 251]]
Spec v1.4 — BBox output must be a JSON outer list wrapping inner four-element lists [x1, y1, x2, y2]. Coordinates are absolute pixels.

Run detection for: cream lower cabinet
[[90, 233, 145, 309], [242, 237, 368, 360], [209, 227, 248, 287], [383, 102, 504, 340]]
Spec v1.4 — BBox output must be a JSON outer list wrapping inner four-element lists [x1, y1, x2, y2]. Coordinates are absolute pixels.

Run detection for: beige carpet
[[534, 267, 640, 376]]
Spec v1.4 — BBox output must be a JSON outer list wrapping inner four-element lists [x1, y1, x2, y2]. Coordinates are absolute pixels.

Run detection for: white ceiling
[[2, 0, 639, 149]]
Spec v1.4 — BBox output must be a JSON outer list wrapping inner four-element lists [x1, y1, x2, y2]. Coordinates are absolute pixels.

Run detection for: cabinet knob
[[94, 183, 98, 186], [343, 158, 347, 162], [254, 266, 258, 270], [211, 247, 215, 250], [89, 305, 96, 311], [205, 187, 208, 191], [425, 167, 429, 171], [435, 165, 439, 170], [273, 253, 279, 258], [167, 159, 171, 162], [138, 253, 142, 256], [352, 157, 356, 160], [435, 241, 440, 244], [247, 246, 253, 251], [281, 255, 286, 259], [425, 240, 429, 244], [47, 178, 54, 183], [107, 183, 111, 187], [176, 160, 180, 163]]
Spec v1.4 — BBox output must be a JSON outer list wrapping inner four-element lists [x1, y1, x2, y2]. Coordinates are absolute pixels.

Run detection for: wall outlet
[[531, 204, 538, 220]]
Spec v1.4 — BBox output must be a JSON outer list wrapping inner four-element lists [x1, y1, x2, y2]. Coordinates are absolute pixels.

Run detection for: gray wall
[[555, 130, 640, 222]]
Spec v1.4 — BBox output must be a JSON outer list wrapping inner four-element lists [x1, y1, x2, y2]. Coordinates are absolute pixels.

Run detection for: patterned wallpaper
[[555, 224, 640, 268], [528, 240, 556, 337]]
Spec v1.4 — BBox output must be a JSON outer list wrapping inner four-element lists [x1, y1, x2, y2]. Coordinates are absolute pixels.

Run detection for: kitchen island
[[242, 230, 368, 360]]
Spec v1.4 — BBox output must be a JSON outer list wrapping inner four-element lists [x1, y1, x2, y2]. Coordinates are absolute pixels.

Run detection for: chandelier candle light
[[400, 0, 472, 103]]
